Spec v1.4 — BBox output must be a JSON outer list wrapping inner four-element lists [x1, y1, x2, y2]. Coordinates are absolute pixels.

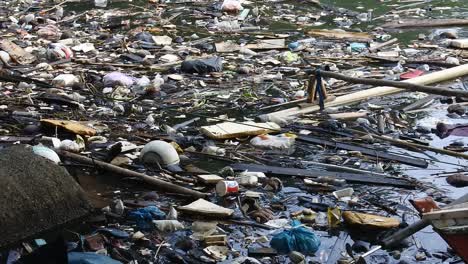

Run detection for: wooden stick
[[369, 38, 398, 52], [259, 64, 468, 121], [382, 19, 468, 28], [319, 71, 468, 97], [57, 150, 208, 198], [349, 129, 468, 160]]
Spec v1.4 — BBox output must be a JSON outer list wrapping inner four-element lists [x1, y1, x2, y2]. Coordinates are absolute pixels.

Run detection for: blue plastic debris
[[96, 228, 130, 239], [68, 252, 122, 264], [270, 220, 321, 255], [349, 42, 367, 52], [128, 206, 166, 230]]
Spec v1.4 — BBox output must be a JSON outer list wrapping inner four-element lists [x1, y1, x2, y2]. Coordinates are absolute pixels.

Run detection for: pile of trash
[[1, 0, 468, 263]]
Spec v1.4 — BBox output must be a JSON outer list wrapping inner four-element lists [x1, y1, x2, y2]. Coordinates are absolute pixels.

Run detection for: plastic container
[[140, 140, 180, 168], [216, 180, 239, 196]]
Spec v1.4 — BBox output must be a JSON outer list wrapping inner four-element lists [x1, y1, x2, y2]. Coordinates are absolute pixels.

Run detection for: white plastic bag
[[221, 0, 243, 12], [250, 134, 295, 153]]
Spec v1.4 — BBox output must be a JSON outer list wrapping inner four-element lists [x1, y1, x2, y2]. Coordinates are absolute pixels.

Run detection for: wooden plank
[[200, 121, 281, 139], [296, 135, 428, 168], [231, 163, 415, 188]]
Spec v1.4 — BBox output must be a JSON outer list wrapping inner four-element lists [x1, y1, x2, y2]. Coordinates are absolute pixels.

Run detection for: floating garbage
[[270, 220, 321, 255], [140, 140, 181, 170]]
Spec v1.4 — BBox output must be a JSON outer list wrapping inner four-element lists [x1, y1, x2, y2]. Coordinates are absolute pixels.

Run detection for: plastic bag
[[250, 134, 295, 153], [270, 220, 321, 255], [52, 74, 80, 88], [103, 72, 136, 88], [181, 56, 223, 73], [47, 43, 73, 61], [221, 0, 243, 12], [128, 206, 166, 230], [153, 220, 184, 232]]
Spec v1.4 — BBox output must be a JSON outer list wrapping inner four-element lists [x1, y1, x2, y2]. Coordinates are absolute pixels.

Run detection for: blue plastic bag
[[270, 220, 320, 255], [128, 206, 166, 230]]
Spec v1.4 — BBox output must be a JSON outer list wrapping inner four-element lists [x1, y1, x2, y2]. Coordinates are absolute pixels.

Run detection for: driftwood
[[259, 64, 468, 122], [319, 71, 468, 97], [382, 19, 468, 28], [57, 150, 208, 198]]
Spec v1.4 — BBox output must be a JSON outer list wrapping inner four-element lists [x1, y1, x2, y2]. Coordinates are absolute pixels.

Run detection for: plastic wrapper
[[181, 57, 223, 74]]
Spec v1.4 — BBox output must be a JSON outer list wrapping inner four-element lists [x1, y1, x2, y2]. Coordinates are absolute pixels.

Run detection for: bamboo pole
[[259, 63, 468, 122], [58, 150, 208, 198], [350, 129, 468, 160], [382, 19, 468, 29], [320, 71, 468, 97]]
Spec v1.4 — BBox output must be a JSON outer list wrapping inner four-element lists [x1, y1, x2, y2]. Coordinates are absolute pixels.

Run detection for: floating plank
[[296, 135, 428, 168], [231, 163, 415, 188], [200, 121, 281, 139]]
